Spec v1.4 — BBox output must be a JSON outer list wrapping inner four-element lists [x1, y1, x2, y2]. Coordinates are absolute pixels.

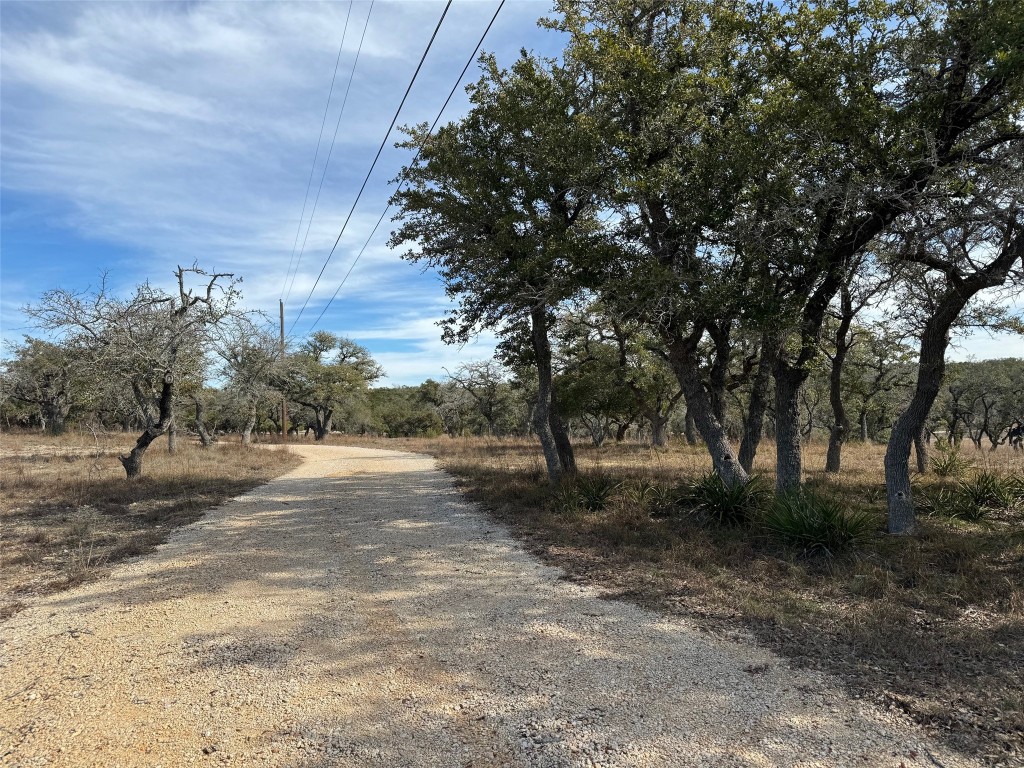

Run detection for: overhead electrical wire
[[308, 0, 507, 332], [284, 1, 375, 304], [281, 2, 354, 301], [288, 0, 454, 335]]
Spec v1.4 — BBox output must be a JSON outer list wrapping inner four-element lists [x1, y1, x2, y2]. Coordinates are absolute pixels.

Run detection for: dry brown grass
[[330, 433, 1024, 767], [0, 429, 301, 620]]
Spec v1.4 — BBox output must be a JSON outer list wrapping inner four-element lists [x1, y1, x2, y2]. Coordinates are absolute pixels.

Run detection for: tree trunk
[[886, 323, 953, 533], [914, 428, 928, 473], [825, 302, 853, 473], [774, 360, 806, 494], [42, 402, 68, 436], [859, 409, 869, 442], [615, 421, 630, 443], [194, 396, 214, 447], [667, 334, 748, 487], [530, 305, 563, 485], [647, 410, 669, 447], [586, 419, 606, 447], [241, 412, 257, 446], [120, 373, 174, 479], [167, 415, 178, 454], [549, 387, 576, 476], [683, 410, 698, 446], [738, 338, 775, 473], [312, 408, 332, 440]]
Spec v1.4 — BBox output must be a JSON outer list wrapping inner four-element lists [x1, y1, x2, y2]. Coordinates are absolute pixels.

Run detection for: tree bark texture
[[738, 338, 775, 473], [825, 294, 854, 473], [194, 396, 215, 447], [530, 306, 563, 485], [167, 416, 178, 454], [773, 361, 806, 493], [549, 387, 577, 476], [683, 411, 698, 446], [647, 410, 670, 447], [241, 412, 257, 447], [914, 428, 928, 474]]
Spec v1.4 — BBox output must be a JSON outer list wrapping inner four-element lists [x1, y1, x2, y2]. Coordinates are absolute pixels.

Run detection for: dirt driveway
[[0, 445, 977, 767]]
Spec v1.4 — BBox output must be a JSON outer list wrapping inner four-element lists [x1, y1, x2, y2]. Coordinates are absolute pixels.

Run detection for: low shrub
[[683, 473, 771, 527], [763, 490, 876, 556]]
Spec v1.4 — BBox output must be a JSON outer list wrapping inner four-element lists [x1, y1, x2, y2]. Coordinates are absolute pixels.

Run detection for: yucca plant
[[683, 473, 771, 527], [763, 490, 876, 556], [573, 474, 619, 512], [944, 471, 1015, 521]]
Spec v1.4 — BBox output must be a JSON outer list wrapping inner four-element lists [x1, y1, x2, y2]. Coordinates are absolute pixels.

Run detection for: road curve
[[1, 445, 976, 768]]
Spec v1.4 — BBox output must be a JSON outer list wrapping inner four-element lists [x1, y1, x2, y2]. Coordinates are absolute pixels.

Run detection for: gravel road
[[1, 445, 977, 768]]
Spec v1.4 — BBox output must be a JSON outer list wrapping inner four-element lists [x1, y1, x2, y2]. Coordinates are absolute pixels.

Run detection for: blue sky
[[1, 1, 1021, 386], [0, 0, 565, 385]]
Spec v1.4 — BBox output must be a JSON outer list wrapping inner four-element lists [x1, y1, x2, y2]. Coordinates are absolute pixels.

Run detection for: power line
[[309, 0, 507, 332], [288, 0, 454, 335], [281, 2, 354, 301], [284, 1, 375, 304]]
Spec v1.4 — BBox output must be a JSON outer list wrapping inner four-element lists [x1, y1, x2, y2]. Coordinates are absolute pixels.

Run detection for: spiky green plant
[[763, 490, 876, 556], [683, 473, 771, 527]]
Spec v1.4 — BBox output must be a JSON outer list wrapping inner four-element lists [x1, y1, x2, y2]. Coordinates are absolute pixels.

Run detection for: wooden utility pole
[[279, 299, 288, 438]]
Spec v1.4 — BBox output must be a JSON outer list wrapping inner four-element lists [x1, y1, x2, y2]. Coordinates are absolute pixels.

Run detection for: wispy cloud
[[1, 0, 560, 373]]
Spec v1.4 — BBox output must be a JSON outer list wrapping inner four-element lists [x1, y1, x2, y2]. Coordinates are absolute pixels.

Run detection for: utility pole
[[279, 299, 288, 439]]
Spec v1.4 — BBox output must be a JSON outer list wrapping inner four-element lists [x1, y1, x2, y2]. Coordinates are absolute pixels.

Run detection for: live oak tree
[[274, 332, 382, 441], [390, 53, 609, 484], [216, 319, 281, 446], [445, 361, 521, 437], [555, 306, 683, 447], [0, 337, 87, 435], [27, 266, 240, 478], [552, 0, 1024, 499], [551, 0, 765, 487], [883, 159, 1024, 533]]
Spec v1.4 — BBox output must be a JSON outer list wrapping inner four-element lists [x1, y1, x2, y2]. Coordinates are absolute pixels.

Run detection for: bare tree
[[27, 266, 240, 478]]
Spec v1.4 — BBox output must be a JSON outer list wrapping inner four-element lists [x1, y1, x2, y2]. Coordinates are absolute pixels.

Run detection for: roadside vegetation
[[0, 431, 299, 620]]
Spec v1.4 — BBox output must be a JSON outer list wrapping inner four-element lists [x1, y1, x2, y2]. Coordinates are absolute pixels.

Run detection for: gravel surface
[[1, 445, 978, 768]]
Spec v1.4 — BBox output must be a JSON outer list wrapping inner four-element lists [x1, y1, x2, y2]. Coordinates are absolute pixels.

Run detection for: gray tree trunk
[[530, 305, 563, 485], [549, 387, 576, 476], [914, 428, 928, 473], [738, 337, 776, 473], [667, 335, 748, 487], [825, 294, 854, 473], [120, 372, 174, 479], [194, 396, 214, 447], [241, 412, 257, 447], [774, 362, 805, 493], [683, 411, 698, 446], [647, 410, 669, 447]]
